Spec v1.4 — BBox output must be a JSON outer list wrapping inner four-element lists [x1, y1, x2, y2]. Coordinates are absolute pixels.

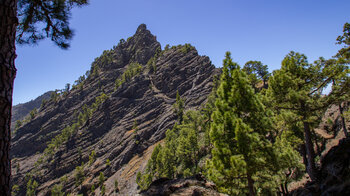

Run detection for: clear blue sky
[[13, 0, 350, 105]]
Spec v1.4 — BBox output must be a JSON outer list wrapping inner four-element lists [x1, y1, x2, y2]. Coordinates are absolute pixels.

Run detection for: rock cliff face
[[11, 24, 219, 195]]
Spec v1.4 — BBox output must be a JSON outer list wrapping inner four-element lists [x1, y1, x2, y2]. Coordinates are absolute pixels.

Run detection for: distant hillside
[[11, 91, 53, 129]]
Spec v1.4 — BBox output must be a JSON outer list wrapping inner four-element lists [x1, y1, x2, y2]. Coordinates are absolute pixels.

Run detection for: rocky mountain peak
[[101, 24, 160, 71], [11, 24, 219, 195], [136, 23, 147, 33], [124, 24, 160, 65]]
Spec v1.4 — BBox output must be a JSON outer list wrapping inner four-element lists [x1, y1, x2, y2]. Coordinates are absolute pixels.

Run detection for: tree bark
[[0, 0, 17, 195], [303, 121, 318, 181], [338, 103, 348, 138], [300, 144, 308, 168], [247, 171, 255, 196]]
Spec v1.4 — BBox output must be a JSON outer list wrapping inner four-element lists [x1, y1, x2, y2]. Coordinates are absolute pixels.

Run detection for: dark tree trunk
[[280, 184, 286, 195], [284, 181, 289, 195], [303, 121, 318, 181], [247, 172, 255, 196], [338, 103, 348, 138], [300, 144, 308, 168], [0, 0, 17, 195]]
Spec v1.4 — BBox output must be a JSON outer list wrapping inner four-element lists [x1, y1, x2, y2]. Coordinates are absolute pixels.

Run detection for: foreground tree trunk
[[303, 121, 318, 181], [0, 0, 17, 195]]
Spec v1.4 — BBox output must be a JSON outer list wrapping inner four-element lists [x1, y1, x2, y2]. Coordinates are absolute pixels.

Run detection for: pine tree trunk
[[338, 103, 348, 138], [0, 0, 17, 195], [247, 172, 255, 196], [303, 121, 318, 181], [300, 144, 308, 168]]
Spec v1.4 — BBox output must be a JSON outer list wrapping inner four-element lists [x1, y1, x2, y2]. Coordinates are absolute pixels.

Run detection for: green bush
[[75, 163, 85, 187], [51, 184, 64, 196], [99, 172, 105, 187], [101, 184, 106, 196], [89, 150, 96, 165]]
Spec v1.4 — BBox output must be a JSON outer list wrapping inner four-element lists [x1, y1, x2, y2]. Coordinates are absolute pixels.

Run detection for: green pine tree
[[173, 91, 185, 123], [336, 22, 350, 59], [99, 172, 105, 187], [207, 52, 274, 195], [267, 51, 349, 181]]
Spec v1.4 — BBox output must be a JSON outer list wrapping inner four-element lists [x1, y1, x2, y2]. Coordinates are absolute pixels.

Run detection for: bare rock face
[[140, 175, 227, 196], [11, 24, 219, 195]]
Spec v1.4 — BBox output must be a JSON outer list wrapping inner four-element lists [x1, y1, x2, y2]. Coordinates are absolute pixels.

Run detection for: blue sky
[[13, 0, 350, 105]]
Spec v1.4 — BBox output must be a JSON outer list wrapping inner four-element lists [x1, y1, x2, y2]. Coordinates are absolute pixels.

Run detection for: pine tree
[[207, 52, 274, 195], [176, 110, 200, 175], [315, 57, 350, 137], [336, 22, 350, 59], [100, 184, 105, 196], [146, 124, 180, 179], [267, 51, 349, 181], [99, 172, 105, 187], [26, 179, 38, 196], [243, 61, 270, 88], [51, 184, 64, 196], [173, 91, 185, 122], [75, 163, 85, 187]]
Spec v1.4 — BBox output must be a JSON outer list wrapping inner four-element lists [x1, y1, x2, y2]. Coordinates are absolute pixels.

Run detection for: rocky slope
[[11, 91, 52, 129], [140, 175, 227, 196], [11, 24, 219, 195]]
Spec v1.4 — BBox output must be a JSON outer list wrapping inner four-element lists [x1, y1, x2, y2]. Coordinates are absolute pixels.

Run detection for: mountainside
[[11, 91, 53, 129], [11, 24, 219, 195]]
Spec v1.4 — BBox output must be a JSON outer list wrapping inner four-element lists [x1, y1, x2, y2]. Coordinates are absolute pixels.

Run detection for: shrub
[[89, 150, 96, 165], [100, 184, 106, 196], [75, 163, 85, 187], [51, 184, 64, 196], [114, 179, 119, 192], [99, 172, 105, 187]]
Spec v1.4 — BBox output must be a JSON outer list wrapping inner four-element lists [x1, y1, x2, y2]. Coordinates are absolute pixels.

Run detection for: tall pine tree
[[207, 52, 274, 195], [267, 51, 349, 181]]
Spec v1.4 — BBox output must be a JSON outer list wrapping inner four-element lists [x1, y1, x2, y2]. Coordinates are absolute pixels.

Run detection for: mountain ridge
[[11, 91, 53, 130], [11, 24, 219, 195]]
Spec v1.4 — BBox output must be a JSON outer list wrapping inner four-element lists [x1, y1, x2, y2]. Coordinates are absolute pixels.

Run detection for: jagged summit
[[136, 23, 147, 33], [98, 24, 160, 71], [11, 24, 219, 195], [120, 24, 160, 65]]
